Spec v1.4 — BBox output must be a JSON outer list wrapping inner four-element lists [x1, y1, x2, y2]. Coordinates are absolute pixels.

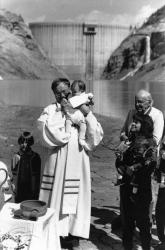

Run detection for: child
[[62, 80, 94, 150], [115, 114, 157, 197], [11, 131, 41, 203]]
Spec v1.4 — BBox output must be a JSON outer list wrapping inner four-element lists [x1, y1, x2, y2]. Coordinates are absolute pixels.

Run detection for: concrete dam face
[[29, 22, 129, 80]]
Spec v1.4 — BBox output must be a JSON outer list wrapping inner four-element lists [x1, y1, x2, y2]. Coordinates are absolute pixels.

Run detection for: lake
[[0, 80, 165, 119]]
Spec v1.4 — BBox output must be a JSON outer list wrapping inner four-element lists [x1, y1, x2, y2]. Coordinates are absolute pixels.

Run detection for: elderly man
[[37, 78, 103, 250], [114, 89, 164, 250], [120, 89, 164, 146]]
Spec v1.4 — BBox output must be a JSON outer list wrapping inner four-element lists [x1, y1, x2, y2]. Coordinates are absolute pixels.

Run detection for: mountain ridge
[[0, 9, 67, 80], [103, 5, 165, 82]]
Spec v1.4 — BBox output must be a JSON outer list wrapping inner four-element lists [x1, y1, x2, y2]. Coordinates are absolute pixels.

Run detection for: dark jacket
[[11, 149, 41, 203], [117, 135, 157, 191]]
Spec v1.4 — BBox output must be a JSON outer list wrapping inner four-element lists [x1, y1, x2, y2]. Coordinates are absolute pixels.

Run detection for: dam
[[29, 22, 130, 80]]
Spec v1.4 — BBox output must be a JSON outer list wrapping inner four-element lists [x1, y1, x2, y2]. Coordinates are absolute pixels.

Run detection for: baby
[[63, 80, 94, 150]]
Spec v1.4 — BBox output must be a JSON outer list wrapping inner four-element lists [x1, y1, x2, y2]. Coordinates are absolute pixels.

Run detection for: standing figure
[[117, 114, 157, 250], [11, 131, 41, 203], [37, 78, 103, 249]]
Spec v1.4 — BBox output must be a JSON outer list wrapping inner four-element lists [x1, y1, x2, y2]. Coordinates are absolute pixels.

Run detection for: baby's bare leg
[[79, 121, 86, 141], [78, 121, 90, 150], [65, 118, 72, 134]]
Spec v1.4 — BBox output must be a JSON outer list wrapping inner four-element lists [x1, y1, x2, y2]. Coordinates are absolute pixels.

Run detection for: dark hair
[[18, 131, 34, 146], [133, 113, 154, 138], [71, 80, 86, 93], [51, 78, 70, 93]]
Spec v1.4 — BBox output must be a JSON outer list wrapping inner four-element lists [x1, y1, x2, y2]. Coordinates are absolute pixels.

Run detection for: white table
[[0, 202, 61, 250]]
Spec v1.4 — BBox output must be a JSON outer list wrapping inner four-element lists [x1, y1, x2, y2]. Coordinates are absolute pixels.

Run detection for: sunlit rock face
[[0, 9, 67, 79], [103, 5, 165, 82]]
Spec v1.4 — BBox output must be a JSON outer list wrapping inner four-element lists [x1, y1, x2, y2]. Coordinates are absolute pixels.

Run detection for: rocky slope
[[103, 5, 165, 82], [0, 9, 67, 79]]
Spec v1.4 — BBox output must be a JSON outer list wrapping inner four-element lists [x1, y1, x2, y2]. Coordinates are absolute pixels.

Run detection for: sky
[[0, 0, 165, 27]]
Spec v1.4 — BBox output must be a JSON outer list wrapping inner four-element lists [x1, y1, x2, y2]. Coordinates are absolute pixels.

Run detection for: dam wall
[[29, 22, 129, 80]]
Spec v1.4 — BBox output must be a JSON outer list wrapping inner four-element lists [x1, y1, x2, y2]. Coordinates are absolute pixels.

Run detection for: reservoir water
[[0, 80, 165, 119]]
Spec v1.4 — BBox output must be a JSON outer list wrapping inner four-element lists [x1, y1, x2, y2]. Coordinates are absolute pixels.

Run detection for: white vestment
[[37, 103, 103, 238]]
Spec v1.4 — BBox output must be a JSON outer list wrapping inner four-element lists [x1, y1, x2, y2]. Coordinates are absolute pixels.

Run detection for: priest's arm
[[37, 104, 71, 148]]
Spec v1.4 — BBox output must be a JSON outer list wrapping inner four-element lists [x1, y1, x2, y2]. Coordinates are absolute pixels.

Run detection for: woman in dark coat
[[116, 114, 157, 250]]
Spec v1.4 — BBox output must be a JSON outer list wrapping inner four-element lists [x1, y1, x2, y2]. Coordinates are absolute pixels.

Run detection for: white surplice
[[37, 103, 103, 238]]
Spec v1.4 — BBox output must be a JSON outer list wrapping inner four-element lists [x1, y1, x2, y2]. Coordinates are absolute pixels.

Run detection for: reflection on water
[[0, 80, 165, 119]]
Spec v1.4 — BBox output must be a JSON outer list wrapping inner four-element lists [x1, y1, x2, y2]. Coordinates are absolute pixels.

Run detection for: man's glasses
[[135, 99, 150, 104]]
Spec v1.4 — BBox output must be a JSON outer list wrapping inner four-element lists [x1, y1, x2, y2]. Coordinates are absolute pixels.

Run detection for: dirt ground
[[0, 104, 160, 250]]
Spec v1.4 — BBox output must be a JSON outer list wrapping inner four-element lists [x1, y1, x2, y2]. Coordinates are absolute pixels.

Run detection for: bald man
[[120, 89, 164, 146]]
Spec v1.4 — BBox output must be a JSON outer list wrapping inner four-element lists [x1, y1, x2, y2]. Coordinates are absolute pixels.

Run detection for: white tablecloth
[[0, 202, 61, 250]]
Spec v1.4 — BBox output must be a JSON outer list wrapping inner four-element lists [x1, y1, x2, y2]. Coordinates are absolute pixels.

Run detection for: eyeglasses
[[135, 99, 150, 104]]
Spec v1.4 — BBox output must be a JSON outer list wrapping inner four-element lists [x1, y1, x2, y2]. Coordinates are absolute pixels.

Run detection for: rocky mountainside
[[103, 5, 165, 82], [0, 9, 67, 80]]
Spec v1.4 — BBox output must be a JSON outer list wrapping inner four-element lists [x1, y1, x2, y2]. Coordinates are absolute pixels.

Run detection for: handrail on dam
[[29, 21, 129, 30]]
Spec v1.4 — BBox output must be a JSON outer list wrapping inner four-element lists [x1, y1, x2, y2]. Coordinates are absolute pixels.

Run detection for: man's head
[[135, 89, 153, 114], [51, 78, 71, 103]]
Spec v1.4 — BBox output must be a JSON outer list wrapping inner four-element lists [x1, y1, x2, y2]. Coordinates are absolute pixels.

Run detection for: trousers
[[120, 184, 152, 250]]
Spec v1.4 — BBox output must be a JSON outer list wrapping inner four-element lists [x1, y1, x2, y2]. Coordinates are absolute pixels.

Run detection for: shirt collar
[[144, 106, 152, 115]]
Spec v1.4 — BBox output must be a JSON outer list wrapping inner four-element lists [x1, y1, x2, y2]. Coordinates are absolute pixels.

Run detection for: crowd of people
[[1, 78, 165, 250], [114, 89, 165, 250]]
